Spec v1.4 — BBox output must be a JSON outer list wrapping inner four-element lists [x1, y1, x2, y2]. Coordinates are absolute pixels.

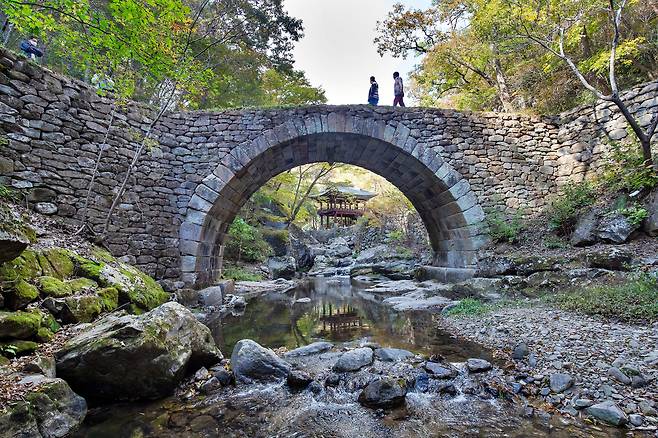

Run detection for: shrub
[[0, 184, 16, 201], [485, 207, 524, 243], [443, 298, 490, 317], [224, 218, 272, 263], [543, 235, 567, 249], [601, 138, 658, 192], [618, 204, 649, 227], [548, 274, 658, 322], [385, 229, 404, 244], [222, 266, 263, 281], [547, 181, 596, 235]]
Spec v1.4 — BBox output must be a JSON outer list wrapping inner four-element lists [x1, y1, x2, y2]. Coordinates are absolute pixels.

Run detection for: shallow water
[[74, 277, 641, 438], [208, 277, 491, 362]]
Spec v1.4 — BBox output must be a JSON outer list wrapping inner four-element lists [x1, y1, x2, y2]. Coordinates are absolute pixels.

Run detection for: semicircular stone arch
[[179, 114, 487, 288]]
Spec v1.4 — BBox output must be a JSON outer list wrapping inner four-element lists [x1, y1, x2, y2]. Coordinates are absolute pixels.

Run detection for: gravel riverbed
[[439, 304, 658, 432]]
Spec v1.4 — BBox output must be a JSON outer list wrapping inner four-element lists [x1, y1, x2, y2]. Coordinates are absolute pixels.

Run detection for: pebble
[[608, 367, 631, 385], [629, 414, 644, 427], [549, 373, 574, 393]]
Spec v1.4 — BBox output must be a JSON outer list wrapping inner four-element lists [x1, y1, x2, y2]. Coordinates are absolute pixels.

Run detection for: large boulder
[[374, 347, 414, 362], [571, 209, 599, 247], [0, 374, 87, 438], [231, 339, 291, 382], [358, 377, 407, 409], [587, 248, 632, 271], [56, 302, 222, 402], [267, 256, 297, 280], [596, 213, 638, 244]]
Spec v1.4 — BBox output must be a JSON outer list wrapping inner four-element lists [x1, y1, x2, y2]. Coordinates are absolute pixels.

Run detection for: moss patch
[[35, 326, 54, 342], [42, 248, 75, 279], [9, 279, 39, 309], [0, 340, 39, 358], [91, 246, 117, 263], [67, 278, 98, 294], [37, 276, 72, 298], [0, 309, 41, 339], [98, 287, 118, 312], [115, 265, 169, 312], [37, 252, 58, 278], [73, 255, 104, 283], [63, 295, 103, 323]]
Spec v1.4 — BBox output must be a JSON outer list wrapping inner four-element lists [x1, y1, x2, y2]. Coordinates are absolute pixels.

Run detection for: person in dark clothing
[[393, 72, 405, 107], [368, 76, 379, 105], [20, 36, 43, 59]]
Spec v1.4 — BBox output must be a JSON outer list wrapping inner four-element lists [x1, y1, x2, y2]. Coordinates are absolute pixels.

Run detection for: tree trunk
[[610, 95, 655, 167], [492, 55, 514, 112]]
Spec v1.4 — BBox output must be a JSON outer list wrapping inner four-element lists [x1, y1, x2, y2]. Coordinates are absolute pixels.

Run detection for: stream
[[73, 277, 630, 438]]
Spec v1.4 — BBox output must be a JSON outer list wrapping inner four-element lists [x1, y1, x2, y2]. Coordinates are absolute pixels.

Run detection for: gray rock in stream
[[231, 339, 292, 382], [284, 341, 334, 358], [358, 377, 407, 409], [466, 358, 492, 373], [424, 362, 458, 379], [586, 401, 628, 426], [374, 348, 414, 362], [333, 348, 374, 372]]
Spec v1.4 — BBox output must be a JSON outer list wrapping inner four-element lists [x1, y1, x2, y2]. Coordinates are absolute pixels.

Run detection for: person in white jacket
[[393, 72, 405, 107]]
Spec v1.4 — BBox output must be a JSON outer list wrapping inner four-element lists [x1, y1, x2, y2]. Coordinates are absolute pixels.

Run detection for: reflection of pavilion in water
[[316, 302, 370, 341]]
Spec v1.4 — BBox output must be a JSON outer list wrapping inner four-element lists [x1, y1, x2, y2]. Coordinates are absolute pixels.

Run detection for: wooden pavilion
[[311, 186, 376, 229]]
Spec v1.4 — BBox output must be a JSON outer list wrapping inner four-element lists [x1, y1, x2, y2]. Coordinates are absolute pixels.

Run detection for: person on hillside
[[393, 72, 405, 107], [20, 36, 43, 60], [368, 76, 379, 106]]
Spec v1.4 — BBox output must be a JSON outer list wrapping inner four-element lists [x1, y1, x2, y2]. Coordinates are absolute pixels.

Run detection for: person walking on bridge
[[368, 76, 379, 106], [393, 72, 405, 107]]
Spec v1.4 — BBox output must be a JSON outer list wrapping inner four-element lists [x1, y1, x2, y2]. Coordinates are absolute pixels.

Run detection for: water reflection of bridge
[[317, 303, 367, 335]]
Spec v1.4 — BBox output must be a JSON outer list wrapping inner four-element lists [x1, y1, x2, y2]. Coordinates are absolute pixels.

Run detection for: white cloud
[[285, 0, 430, 105]]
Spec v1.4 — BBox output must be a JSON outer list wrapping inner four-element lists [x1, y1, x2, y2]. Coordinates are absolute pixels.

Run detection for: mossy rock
[[35, 326, 54, 342], [37, 276, 72, 298], [44, 295, 103, 324], [42, 248, 75, 279], [98, 287, 118, 312], [71, 253, 168, 314], [0, 205, 36, 264], [37, 252, 58, 278], [0, 339, 39, 358], [67, 278, 98, 294], [7, 279, 39, 310], [13, 250, 42, 278], [262, 228, 290, 256], [0, 250, 42, 289], [72, 255, 103, 283], [38, 310, 60, 334], [0, 309, 41, 339], [91, 246, 117, 263], [115, 264, 169, 313]]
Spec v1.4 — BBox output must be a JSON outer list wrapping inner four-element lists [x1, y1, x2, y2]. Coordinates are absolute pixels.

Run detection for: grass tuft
[[547, 275, 658, 322]]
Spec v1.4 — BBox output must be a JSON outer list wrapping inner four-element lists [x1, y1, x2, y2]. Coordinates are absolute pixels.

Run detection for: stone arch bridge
[[1, 49, 655, 289]]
